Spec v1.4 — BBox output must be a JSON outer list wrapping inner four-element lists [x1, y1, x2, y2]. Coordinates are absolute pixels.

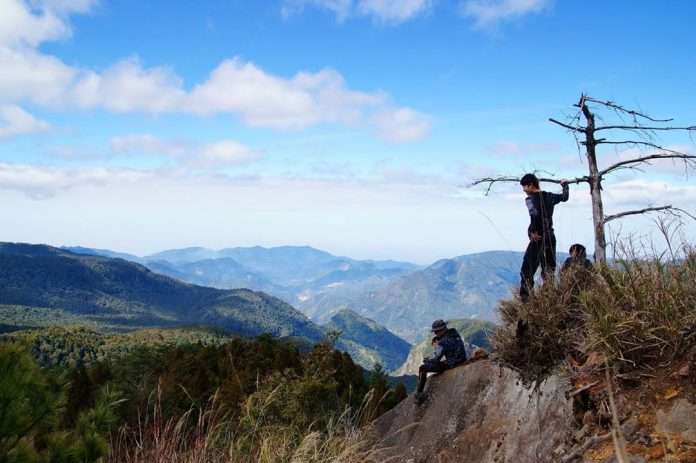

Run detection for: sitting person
[[415, 319, 467, 403], [562, 243, 593, 273]]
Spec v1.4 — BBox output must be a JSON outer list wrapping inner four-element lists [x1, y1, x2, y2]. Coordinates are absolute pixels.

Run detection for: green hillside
[[325, 309, 411, 371], [0, 243, 324, 341], [1, 325, 232, 368]]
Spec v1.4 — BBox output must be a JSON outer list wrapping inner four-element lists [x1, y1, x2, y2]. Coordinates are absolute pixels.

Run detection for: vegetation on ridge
[[494, 241, 696, 383], [0, 333, 407, 463]]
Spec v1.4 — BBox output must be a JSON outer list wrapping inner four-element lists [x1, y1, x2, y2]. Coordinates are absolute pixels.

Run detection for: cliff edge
[[369, 359, 573, 463]]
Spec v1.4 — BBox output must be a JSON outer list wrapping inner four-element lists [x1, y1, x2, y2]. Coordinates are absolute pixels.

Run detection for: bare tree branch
[[581, 97, 673, 123], [470, 175, 588, 195], [548, 118, 585, 133], [593, 140, 690, 156], [599, 153, 696, 177], [604, 206, 674, 224], [595, 124, 696, 132]]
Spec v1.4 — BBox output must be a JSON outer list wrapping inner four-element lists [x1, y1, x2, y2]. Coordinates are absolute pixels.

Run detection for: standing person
[[519, 174, 569, 302], [414, 320, 467, 404]]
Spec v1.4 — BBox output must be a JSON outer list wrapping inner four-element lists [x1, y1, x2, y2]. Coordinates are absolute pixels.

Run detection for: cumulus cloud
[[283, 0, 432, 23], [0, 2, 430, 141], [72, 59, 186, 113], [372, 107, 432, 143], [188, 60, 382, 129], [461, 0, 550, 28], [0, 105, 50, 139]]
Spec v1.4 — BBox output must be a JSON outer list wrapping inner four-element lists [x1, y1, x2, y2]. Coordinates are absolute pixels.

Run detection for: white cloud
[[0, 0, 429, 141], [372, 107, 432, 143], [188, 60, 381, 129], [356, 0, 432, 22], [0, 162, 149, 199], [197, 140, 261, 166], [110, 134, 187, 157], [0, 105, 50, 138], [0, 1, 430, 141], [0, 47, 77, 105], [461, 0, 550, 28], [72, 58, 186, 113], [109, 134, 261, 167], [0, 0, 96, 48], [283, 0, 432, 23]]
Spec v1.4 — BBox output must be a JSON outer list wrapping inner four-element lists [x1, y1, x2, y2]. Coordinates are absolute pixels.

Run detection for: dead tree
[[472, 95, 696, 264]]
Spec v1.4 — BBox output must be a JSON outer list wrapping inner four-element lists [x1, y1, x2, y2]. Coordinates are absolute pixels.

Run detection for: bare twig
[[582, 97, 673, 123], [549, 118, 585, 133], [470, 175, 588, 195], [599, 153, 696, 177], [603, 206, 674, 224], [593, 140, 690, 156], [595, 124, 696, 132]]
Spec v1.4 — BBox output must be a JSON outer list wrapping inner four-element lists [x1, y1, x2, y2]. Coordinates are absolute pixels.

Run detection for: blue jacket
[[432, 328, 467, 368]]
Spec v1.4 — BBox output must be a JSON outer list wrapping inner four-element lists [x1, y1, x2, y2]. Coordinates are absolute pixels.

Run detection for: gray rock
[[370, 360, 574, 463], [656, 398, 696, 442]]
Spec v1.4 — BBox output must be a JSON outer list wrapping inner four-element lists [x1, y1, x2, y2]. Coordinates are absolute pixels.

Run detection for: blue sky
[[1, 0, 695, 263]]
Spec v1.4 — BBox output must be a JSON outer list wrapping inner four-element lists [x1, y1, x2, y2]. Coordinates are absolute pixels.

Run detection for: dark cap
[[431, 319, 447, 332]]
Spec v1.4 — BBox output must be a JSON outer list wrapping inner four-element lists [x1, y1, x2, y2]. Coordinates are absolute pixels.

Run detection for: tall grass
[[494, 240, 696, 381], [109, 384, 375, 463]]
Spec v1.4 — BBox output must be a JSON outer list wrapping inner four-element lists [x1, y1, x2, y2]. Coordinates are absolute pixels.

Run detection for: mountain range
[[0, 243, 413, 371], [64, 245, 529, 343], [0, 243, 324, 340]]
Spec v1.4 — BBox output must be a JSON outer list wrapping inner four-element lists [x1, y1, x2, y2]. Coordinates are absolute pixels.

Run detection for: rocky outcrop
[[369, 360, 573, 463]]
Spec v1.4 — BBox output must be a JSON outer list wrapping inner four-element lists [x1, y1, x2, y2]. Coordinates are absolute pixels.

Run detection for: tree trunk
[[580, 97, 607, 264]]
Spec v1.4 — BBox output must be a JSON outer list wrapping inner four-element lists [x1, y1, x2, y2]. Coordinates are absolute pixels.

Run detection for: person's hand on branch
[[530, 232, 542, 241]]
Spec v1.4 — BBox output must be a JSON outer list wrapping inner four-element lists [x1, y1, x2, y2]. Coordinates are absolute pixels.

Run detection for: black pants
[[520, 233, 556, 300], [417, 361, 448, 393]]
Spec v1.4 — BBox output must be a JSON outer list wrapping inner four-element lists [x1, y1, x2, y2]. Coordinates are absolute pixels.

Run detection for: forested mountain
[[300, 251, 522, 342], [325, 309, 411, 371], [0, 243, 324, 341]]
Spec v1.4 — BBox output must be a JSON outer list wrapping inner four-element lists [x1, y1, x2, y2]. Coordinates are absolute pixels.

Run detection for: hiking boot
[[414, 391, 427, 405]]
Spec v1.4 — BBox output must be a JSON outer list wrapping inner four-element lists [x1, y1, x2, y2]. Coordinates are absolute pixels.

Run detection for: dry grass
[[109, 385, 373, 463], [494, 243, 696, 384]]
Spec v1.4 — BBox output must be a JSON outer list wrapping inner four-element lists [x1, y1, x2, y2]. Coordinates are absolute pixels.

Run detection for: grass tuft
[[493, 245, 696, 384]]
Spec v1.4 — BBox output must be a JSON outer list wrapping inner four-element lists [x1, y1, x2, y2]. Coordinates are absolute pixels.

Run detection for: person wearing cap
[[414, 320, 468, 404]]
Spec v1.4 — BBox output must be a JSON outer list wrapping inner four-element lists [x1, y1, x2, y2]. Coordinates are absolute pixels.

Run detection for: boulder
[[369, 360, 573, 463]]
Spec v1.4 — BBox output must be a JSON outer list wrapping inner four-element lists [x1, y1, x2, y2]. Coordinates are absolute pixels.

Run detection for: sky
[[1, 0, 696, 264]]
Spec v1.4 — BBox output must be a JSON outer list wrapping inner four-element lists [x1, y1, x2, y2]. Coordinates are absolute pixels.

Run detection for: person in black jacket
[[519, 173, 569, 302], [414, 320, 467, 404], [561, 243, 593, 273]]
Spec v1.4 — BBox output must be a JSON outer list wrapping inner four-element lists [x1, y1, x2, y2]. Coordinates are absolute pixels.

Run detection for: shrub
[[493, 250, 696, 383]]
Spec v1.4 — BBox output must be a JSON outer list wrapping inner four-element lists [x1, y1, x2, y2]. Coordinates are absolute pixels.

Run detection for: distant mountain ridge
[[298, 251, 523, 342], [2, 242, 417, 372], [62, 245, 546, 343], [0, 243, 324, 341]]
